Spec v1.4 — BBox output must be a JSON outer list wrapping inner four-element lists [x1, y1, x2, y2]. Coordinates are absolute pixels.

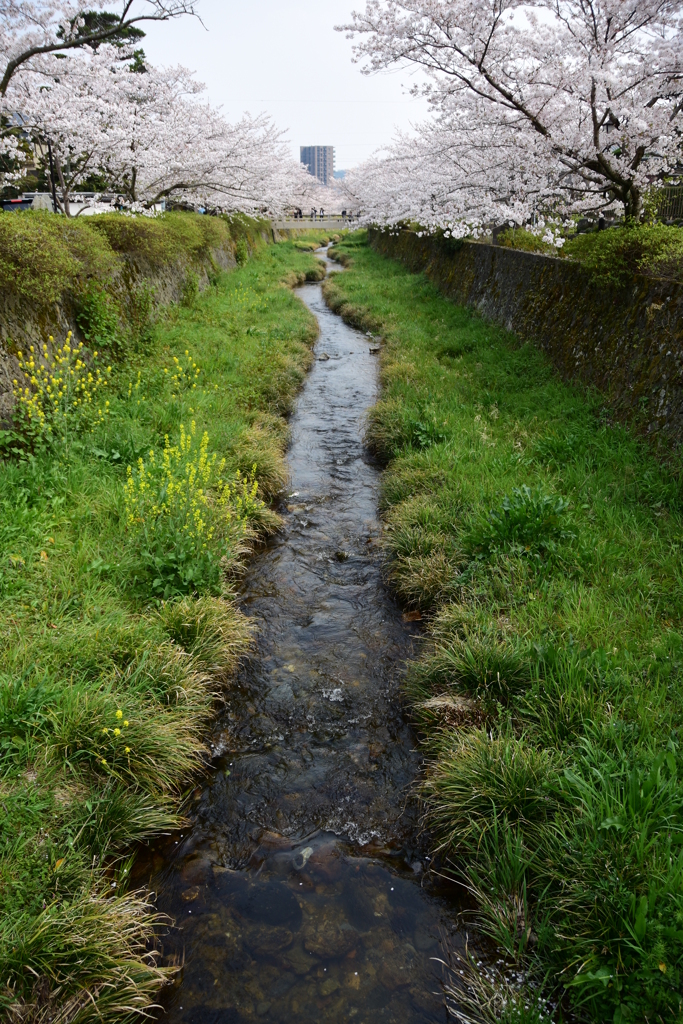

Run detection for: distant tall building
[[300, 146, 335, 187]]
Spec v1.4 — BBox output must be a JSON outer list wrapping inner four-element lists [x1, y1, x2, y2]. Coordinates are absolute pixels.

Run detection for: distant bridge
[[271, 217, 360, 232]]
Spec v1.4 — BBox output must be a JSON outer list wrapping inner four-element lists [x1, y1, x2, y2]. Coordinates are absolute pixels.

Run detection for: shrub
[[76, 284, 123, 358], [497, 227, 556, 255], [234, 236, 249, 266], [89, 212, 230, 270], [562, 223, 683, 286], [0, 211, 116, 307]]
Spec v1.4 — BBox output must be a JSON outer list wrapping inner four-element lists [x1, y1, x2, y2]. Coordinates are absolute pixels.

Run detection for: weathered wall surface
[[369, 228, 683, 448]]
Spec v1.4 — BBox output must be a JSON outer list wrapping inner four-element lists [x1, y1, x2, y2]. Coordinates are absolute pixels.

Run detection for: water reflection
[[150, 251, 464, 1023]]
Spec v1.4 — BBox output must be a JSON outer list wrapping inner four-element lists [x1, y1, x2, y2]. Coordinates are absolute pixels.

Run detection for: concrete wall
[[369, 228, 683, 448]]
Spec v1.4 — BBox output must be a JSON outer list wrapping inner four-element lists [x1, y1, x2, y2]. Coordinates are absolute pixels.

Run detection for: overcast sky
[[140, 0, 430, 171]]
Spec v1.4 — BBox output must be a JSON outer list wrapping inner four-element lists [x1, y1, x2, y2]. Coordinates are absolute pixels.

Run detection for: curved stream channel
[[147, 250, 465, 1023]]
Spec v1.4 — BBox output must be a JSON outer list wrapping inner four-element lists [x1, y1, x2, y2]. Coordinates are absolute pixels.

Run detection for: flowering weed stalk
[[124, 422, 266, 597], [164, 348, 200, 397], [12, 331, 111, 448]]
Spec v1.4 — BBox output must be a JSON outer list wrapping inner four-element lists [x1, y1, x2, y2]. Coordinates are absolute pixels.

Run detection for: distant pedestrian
[[320, 208, 324, 219]]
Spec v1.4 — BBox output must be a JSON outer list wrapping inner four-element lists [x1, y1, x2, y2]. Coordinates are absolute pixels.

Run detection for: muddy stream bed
[[144, 250, 466, 1023]]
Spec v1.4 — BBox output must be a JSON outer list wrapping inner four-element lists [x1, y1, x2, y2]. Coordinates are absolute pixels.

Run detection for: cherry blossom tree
[[3, 42, 319, 216], [340, 0, 683, 225], [0, 0, 198, 96]]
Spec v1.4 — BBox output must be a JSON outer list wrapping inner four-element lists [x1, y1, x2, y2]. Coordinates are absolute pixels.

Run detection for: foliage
[[12, 331, 111, 446], [76, 283, 122, 356], [89, 212, 232, 270], [0, 238, 322, 1021], [234, 236, 249, 266], [0, 210, 268, 351], [0, 210, 116, 305], [326, 235, 683, 1023], [562, 223, 683, 286], [497, 228, 556, 255]]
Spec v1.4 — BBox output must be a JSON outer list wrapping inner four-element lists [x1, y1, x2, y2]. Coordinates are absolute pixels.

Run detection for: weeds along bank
[[0, 211, 277, 425], [325, 234, 683, 1023], [0, 218, 330, 1023]]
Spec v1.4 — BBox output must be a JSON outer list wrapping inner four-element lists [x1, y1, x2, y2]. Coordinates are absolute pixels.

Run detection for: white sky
[[140, 0, 430, 170]]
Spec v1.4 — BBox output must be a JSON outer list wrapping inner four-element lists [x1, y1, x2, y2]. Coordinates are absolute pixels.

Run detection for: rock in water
[[233, 880, 303, 929]]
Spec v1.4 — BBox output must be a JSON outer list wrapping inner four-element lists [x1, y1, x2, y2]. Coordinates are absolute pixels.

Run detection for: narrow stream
[[148, 251, 465, 1023]]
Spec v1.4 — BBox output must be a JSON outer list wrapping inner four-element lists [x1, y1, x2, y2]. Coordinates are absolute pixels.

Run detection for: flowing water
[[147, 251, 465, 1023]]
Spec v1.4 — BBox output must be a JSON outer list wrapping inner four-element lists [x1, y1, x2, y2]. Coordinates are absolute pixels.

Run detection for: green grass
[[324, 233, 683, 1023], [0, 236, 326, 1021]]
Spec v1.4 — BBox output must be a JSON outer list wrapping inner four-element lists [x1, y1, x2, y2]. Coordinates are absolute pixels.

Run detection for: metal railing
[[657, 186, 683, 222]]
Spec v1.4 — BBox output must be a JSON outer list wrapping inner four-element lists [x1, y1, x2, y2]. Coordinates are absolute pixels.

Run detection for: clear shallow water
[[145, 253, 465, 1023]]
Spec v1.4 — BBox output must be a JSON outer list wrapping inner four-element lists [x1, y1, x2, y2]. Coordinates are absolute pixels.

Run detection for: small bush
[[0, 211, 115, 306], [76, 284, 122, 357], [234, 236, 249, 266], [563, 223, 683, 286], [89, 212, 230, 270], [181, 269, 199, 307]]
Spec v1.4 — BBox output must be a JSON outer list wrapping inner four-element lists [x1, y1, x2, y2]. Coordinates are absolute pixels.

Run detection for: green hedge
[[498, 223, 683, 287]]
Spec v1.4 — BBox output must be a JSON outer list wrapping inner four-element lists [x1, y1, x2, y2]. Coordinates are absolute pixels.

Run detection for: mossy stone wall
[[370, 227, 683, 448]]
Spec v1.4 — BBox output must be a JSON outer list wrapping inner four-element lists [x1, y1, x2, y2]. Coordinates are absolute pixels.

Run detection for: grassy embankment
[[325, 233, 683, 1024], [0, 213, 330, 1022]]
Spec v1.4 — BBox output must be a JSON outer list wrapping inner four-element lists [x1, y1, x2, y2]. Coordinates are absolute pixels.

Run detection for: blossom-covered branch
[[0, 0, 199, 95], [339, 0, 683, 227]]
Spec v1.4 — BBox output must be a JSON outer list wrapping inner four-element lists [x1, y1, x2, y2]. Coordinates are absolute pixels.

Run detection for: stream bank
[[320, 233, 683, 1024], [147, 251, 466, 1023]]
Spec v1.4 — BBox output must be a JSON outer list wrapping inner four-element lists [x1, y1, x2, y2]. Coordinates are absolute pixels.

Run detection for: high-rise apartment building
[[300, 146, 335, 187]]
